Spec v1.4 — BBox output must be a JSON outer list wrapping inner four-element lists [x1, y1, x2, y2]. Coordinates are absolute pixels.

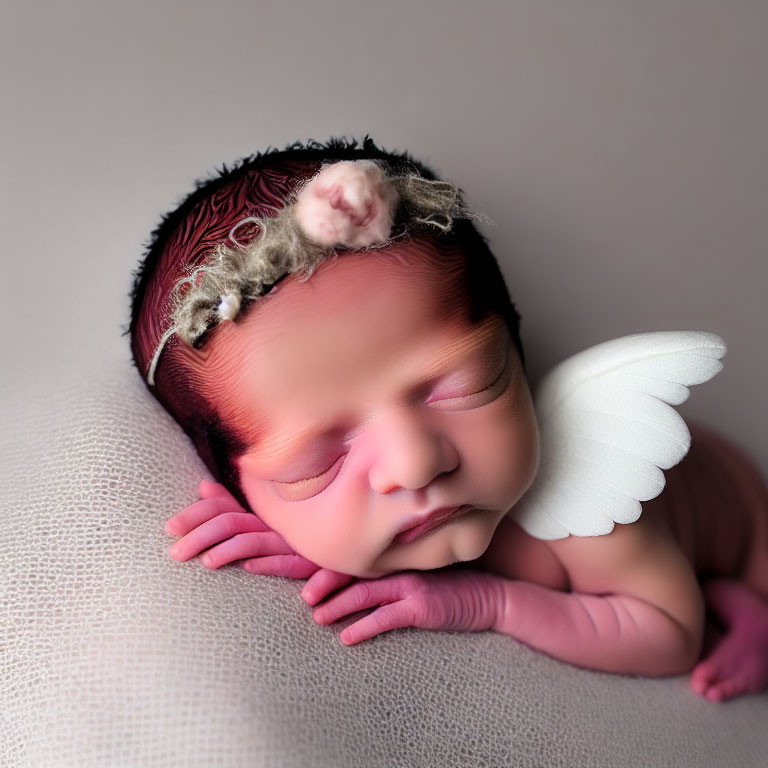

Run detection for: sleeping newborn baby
[[129, 137, 768, 703]]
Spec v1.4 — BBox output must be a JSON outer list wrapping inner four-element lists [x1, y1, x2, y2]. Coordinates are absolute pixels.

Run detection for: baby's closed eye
[[425, 352, 510, 409], [272, 359, 512, 496], [272, 453, 349, 500]]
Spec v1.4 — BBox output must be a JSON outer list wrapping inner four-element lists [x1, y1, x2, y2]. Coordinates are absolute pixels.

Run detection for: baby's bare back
[[643, 422, 768, 586]]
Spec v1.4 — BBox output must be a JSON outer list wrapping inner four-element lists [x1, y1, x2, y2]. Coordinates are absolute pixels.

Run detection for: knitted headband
[[146, 158, 493, 386]]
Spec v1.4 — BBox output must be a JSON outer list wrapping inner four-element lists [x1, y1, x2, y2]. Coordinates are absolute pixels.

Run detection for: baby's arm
[[491, 513, 706, 676]]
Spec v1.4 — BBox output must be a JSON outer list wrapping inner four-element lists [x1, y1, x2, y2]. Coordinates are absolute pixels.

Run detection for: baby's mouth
[[390, 505, 474, 546]]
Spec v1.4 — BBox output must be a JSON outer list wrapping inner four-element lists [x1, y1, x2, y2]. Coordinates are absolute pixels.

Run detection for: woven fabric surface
[[2, 362, 767, 768]]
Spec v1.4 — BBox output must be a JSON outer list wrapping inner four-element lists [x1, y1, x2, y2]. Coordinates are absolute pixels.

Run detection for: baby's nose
[[366, 406, 459, 494]]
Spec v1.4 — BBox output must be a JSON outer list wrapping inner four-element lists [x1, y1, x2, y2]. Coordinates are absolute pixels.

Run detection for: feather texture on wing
[[510, 331, 727, 540]]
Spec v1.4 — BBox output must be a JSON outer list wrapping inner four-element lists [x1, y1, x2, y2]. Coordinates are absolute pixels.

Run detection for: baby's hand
[[165, 479, 342, 581], [309, 568, 504, 646]]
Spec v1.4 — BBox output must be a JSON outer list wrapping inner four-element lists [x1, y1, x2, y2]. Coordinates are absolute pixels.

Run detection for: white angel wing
[[510, 331, 727, 540]]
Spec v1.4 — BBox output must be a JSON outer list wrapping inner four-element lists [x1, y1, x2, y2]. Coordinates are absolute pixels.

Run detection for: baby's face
[[206, 240, 540, 578]]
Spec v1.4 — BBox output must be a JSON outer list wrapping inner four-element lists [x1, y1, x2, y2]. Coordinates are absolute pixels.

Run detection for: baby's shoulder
[[479, 515, 570, 591], [543, 510, 693, 597]]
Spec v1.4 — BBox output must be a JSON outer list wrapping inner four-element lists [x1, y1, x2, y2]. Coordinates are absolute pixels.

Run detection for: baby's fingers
[[242, 555, 321, 579], [198, 479, 240, 504], [337, 603, 417, 645], [312, 578, 405, 625], [169, 511, 268, 561], [165, 496, 259, 537], [301, 569, 357, 606], [198, 531, 294, 569]]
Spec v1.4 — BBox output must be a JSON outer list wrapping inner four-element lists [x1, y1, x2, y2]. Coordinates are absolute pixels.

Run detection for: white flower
[[217, 293, 240, 321]]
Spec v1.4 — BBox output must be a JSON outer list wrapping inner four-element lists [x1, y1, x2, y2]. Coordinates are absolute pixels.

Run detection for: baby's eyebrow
[[254, 324, 510, 465]]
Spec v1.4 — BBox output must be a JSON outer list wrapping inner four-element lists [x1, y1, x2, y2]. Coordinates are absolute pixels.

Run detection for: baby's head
[[129, 137, 539, 578]]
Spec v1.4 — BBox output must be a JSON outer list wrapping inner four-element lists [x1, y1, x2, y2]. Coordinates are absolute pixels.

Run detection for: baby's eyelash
[[275, 453, 347, 487], [430, 354, 510, 403], [470, 359, 508, 394]]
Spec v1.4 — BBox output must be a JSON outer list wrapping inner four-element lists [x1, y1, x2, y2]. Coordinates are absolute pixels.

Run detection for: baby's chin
[[333, 544, 461, 580], [350, 559, 459, 580], [360, 507, 502, 578]]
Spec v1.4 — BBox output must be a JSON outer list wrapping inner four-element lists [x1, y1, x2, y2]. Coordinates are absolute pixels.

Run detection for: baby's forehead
[[203, 245, 510, 448], [210, 238, 491, 368], [272, 236, 468, 318], [215, 317, 509, 448]]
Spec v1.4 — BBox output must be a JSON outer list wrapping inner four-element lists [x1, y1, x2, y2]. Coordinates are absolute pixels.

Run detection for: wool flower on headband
[[293, 159, 400, 248], [146, 158, 493, 386]]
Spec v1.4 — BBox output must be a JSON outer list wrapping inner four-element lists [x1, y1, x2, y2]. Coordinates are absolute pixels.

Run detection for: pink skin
[[197, 240, 540, 582], [167, 479, 357, 595], [691, 580, 768, 701], [165, 240, 768, 702]]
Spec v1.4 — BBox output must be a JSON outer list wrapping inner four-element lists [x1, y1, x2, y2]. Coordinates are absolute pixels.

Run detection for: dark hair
[[126, 136, 524, 509]]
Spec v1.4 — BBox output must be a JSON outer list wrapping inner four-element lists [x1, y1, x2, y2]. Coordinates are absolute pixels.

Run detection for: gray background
[[2, 0, 766, 472]]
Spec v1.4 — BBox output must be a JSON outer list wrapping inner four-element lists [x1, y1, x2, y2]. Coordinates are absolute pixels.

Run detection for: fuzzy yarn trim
[[146, 160, 492, 386]]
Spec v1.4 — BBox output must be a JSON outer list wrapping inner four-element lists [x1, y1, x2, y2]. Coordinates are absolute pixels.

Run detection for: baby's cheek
[[451, 400, 539, 508], [494, 384, 540, 499], [237, 478, 306, 549], [242, 482, 379, 574]]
